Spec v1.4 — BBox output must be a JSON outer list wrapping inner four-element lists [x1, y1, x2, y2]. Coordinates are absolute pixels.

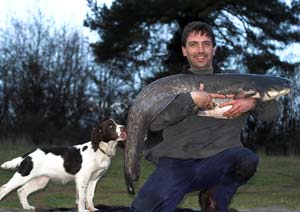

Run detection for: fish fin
[[125, 170, 136, 195], [198, 105, 233, 119]]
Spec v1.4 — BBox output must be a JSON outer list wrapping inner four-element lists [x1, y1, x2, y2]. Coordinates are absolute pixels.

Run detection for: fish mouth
[[266, 88, 291, 100]]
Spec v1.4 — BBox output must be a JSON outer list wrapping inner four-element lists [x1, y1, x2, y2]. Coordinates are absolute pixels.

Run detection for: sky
[[0, 0, 114, 41], [0, 0, 299, 63]]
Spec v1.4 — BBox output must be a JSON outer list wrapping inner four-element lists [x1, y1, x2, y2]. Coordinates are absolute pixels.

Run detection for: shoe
[[199, 189, 239, 212], [199, 189, 216, 212]]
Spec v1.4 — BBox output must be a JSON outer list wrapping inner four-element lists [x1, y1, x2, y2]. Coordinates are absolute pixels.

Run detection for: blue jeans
[[131, 147, 259, 212]]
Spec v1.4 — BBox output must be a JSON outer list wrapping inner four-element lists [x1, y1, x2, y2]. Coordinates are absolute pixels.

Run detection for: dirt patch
[[0, 205, 299, 212]]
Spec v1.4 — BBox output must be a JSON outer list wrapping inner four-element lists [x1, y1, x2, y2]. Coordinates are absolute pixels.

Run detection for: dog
[[0, 119, 127, 212]]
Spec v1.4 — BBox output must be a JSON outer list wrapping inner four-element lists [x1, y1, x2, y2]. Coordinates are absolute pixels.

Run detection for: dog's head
[[91, 119, 127, 152]]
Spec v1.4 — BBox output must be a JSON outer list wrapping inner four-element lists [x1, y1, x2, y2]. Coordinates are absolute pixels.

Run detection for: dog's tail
[[1, 157, 23, 170]]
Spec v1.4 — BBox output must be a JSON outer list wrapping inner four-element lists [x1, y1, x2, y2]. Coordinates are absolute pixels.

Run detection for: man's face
[[182, 31, 216, 71]]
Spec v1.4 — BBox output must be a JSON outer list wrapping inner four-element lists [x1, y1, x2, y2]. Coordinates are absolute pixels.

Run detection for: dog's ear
[[91, 127, 103, 152]]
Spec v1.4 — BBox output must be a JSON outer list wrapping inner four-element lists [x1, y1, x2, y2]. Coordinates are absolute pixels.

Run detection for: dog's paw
[[24, 205, 35, 210], [87, 206, 99, 211], [77, 207, 90, 212]]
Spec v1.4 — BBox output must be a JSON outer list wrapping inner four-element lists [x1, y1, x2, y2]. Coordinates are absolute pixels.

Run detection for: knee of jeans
[[234, 149, 259, 181], [131, 190, 167, 212]]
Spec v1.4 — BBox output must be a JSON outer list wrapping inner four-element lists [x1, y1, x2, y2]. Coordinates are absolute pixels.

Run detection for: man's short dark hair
[[181, 21, 216, 47]]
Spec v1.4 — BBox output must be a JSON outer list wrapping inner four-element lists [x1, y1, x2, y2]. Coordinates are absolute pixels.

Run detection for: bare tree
[[0, 13, 94, 144]]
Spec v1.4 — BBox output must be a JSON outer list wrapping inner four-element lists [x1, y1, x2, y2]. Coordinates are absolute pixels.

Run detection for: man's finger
[[211, 93, 227, 99], [223, 108, 236, 117], [199, 83, 205, 91], [219, 100, 235, 107]]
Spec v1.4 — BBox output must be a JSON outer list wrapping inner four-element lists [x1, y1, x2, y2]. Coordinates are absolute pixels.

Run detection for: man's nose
[[196, 44, 204, 52]]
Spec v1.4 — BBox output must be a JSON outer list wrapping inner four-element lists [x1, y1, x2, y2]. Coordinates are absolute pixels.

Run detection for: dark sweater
[[144, 70, 279, 163]]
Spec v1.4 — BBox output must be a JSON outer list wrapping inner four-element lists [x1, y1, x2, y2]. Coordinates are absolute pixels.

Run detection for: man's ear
[[182, 46, 187, 56], [213, 46, 217, 56], [91, 127, 103, 152]]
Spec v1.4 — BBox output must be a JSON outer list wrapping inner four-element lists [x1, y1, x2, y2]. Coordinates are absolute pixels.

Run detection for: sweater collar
[[189, 69, 213, 75]]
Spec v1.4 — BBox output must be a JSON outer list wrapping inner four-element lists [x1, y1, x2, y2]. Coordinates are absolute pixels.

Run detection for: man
[[131, 21, 278, 212]]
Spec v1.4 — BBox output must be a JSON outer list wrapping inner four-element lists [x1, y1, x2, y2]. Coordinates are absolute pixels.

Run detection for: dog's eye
[[108, 124, 113, 128], [99, 129, 103, 134]]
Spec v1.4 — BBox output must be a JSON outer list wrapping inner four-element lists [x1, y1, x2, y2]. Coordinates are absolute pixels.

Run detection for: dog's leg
[[17, 175, 50, 210], [86, 176, 102, 211], [0, 173, 32, 201], [75, 175, 90, 212]]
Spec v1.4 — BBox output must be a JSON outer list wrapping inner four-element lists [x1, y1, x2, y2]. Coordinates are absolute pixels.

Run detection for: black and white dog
[[0, 119, 127, 212]]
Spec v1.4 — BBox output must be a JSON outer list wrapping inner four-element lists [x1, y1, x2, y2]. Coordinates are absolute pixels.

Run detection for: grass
[[0, 143, 300, 210]]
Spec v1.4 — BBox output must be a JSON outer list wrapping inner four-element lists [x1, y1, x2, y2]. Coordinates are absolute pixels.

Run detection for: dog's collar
[[99, 147, 112, 157]]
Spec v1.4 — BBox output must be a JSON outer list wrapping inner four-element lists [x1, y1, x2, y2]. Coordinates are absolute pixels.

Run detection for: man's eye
[[204, 42, 212, 47]]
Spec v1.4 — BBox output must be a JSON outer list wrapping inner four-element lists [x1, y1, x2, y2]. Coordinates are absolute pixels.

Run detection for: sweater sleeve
[[251, 100, 279, 122], [149, 93, 198, 132]]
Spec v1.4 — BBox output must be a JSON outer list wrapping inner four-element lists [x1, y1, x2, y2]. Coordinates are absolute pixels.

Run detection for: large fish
[[124, 73, 291, 194]]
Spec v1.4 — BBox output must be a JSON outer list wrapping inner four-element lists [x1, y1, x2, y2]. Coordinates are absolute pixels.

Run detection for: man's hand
[[190, 83, 257, 118], [190, 83, 226, 109], [220, 98, 257, 118]]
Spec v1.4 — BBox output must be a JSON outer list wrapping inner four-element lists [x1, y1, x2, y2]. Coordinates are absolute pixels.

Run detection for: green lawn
[[0, 143, 300, 210]]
